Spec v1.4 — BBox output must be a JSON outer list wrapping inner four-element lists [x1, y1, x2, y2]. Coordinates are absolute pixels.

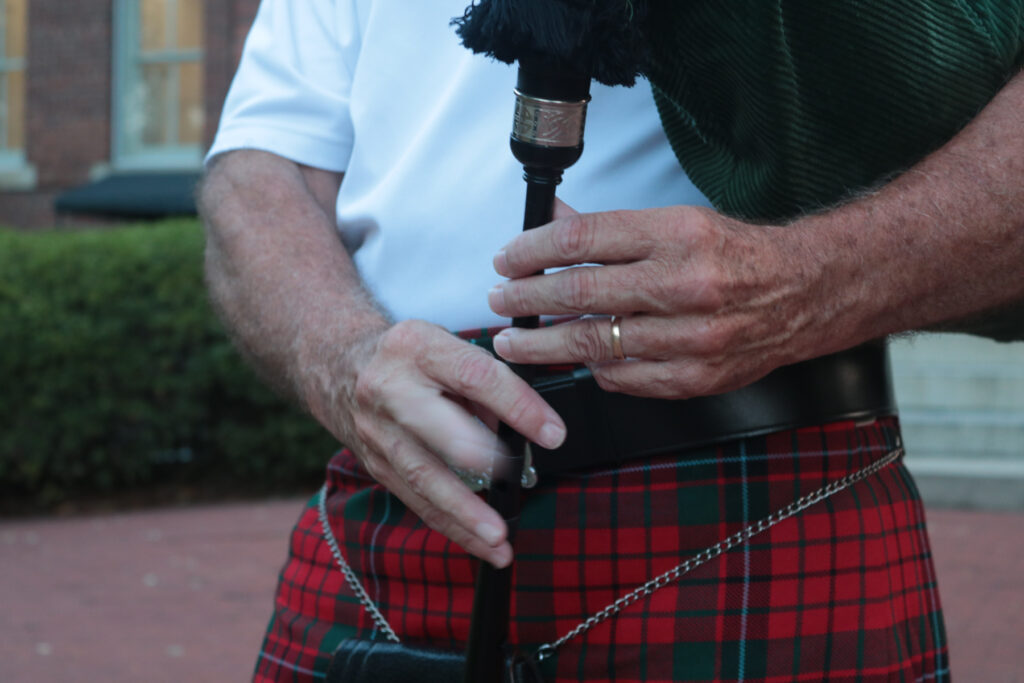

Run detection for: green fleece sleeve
[[645, 0, 1024, 222], [644, 0, 1024, 341]]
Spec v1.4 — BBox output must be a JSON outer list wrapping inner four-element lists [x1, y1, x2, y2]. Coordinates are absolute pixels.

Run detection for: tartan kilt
[[253, 416, 949, 682]]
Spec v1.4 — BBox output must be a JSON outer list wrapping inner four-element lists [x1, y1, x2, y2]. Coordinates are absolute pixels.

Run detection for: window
[[0, 0, 27, 167], [113, 0, 204, 169]]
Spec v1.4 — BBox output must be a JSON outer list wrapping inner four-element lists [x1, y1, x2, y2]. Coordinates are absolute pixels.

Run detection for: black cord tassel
[[453, 0, 651, 87]]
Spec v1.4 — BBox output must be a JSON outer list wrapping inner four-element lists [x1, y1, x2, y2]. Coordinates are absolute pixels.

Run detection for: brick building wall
[[0, 0, 260, 228]]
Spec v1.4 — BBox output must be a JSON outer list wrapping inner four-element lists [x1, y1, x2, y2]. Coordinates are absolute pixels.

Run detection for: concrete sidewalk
[[1, 499, 1021, 682]]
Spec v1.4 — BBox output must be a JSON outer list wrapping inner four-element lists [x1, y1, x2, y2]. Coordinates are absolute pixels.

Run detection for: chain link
[[318, 484, 401, 643], [318, 447, 903, 661], [534, 447, 903, 660]]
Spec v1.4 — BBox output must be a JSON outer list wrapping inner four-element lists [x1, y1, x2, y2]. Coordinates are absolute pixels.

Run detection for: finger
[[588, 356, 764, 401], [389, 384, 507, 471], [444, 392, 501, 434], [468, 403, 501, 433], [368, 440, 514, 567], [494, 209, 659, 278], [489, 264, 656, 318], [492, 316, 622, 365], [418, 345, 567, 450], [587, 358, 696, 399], [492, 314, 696, 365]]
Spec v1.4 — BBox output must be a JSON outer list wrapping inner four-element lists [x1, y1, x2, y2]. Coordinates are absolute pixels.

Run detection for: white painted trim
[[0, 165, 36, 189], [111, 0, 204, 172], [0, 0, 27, 157], [113, 149, 204, 171], [88, 161, 113, 181], [0, 158, 36, 190]]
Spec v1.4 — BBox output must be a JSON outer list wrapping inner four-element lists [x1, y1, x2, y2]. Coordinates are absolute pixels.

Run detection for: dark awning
[[55, 172, 200, 218]]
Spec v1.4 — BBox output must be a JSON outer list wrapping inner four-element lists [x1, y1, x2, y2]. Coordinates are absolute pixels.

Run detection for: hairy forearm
[[198, 150, 390, 432], [791, 69, 1024, 351]]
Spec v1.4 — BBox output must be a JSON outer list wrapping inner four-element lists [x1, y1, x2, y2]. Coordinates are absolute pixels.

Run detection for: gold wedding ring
[[610, 315, 625, 360]]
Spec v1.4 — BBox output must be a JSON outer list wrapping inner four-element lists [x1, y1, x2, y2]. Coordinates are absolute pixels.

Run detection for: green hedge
[[0, 221, 338, 511]]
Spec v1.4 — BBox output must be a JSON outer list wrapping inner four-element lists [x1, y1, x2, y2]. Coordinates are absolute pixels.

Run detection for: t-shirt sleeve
[[205, 0, 359, 172]]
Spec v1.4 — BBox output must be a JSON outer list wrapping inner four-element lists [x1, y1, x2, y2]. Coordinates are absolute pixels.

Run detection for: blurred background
[[1, 0, 254, 227], [0, 1, 1021, 681]]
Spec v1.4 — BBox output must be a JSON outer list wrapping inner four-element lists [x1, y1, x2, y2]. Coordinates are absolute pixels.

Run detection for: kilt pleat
[[253, 416, 949, 682]]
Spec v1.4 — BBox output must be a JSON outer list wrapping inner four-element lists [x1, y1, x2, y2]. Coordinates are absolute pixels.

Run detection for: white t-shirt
[[208, 0, 710, 331]]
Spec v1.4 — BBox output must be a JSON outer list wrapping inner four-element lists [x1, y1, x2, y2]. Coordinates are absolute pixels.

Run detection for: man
[[200, 1, 1022, 680]]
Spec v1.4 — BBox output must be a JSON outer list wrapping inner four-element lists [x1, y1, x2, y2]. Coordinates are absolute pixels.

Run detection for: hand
[[322, 320, 567, 568], [200, 152, 567, 569], [487, 203, 834, 399]]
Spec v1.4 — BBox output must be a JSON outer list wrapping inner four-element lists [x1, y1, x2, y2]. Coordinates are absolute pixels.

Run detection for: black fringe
[[453, 0, 651, 87]]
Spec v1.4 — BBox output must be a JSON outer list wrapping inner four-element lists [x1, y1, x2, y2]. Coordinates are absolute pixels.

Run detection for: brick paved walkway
[[0, 500, 1020, 682]]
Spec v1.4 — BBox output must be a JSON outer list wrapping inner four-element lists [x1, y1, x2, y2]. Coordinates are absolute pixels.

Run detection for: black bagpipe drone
[[324, 1, 655, 682]]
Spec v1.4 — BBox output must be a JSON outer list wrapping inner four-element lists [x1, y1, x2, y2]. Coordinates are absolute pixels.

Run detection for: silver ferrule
[[511, 89, 590, 148]]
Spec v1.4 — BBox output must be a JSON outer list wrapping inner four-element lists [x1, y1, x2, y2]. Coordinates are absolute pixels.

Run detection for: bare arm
[[200, 151, 384, 407], [488, 70, 1024, 397], [199, 150, 567, 566], [794, 68, 1024, 344]]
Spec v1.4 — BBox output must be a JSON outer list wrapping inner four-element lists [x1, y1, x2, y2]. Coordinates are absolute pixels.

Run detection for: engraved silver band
[[512, 89, 589, 148]]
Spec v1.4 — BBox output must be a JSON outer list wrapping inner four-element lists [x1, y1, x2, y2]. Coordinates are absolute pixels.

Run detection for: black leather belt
[[474, 340, 897, 478]]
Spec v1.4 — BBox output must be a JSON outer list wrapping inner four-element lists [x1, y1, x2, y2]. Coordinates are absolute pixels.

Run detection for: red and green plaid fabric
[[253, 416, 948, 682]]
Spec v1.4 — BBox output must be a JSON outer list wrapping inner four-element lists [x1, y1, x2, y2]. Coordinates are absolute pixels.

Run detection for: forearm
[[793, 69, 1024, 349], [198, 150, 390, 433]]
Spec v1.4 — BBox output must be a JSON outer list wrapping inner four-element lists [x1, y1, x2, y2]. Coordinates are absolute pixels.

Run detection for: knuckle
[[450, 350, 499, 395], [353, 371, 381, 408], [502, 388, 535, 430], [418, 507, 450, 534], [688, 320, 731, 357], [379, 320, 423, 354], [592, 362, 712, 400], [649, 372, 686, 398], [685, 208, 721, 246], [553, 214, 593, 261], [360, 453, 389, 483], [352, 414, 375, 445], [353, 362, 398, 412], [672, 361, 725, 397], [564, 268, 598, 312], [592, 368, 626, 393], [568, 322, 608, 361], [689, 266, 727, 311], [399, 458, 435, 498], [594, 368, 672, 398], [636, 265, 677, 315]]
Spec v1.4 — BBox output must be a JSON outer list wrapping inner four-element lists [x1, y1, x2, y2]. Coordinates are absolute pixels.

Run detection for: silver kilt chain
[[317, 486, 401, 643], [318, 447, 904, 662]]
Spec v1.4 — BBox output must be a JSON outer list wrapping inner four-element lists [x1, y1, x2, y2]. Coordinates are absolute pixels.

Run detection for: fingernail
[[491, 543, 513, 569], [488, 284, 506, 314], [475, 521, 504, 547], [493, 249, 509, 275], [492, 329, 512, 357], [539, 421, 566, 449]]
